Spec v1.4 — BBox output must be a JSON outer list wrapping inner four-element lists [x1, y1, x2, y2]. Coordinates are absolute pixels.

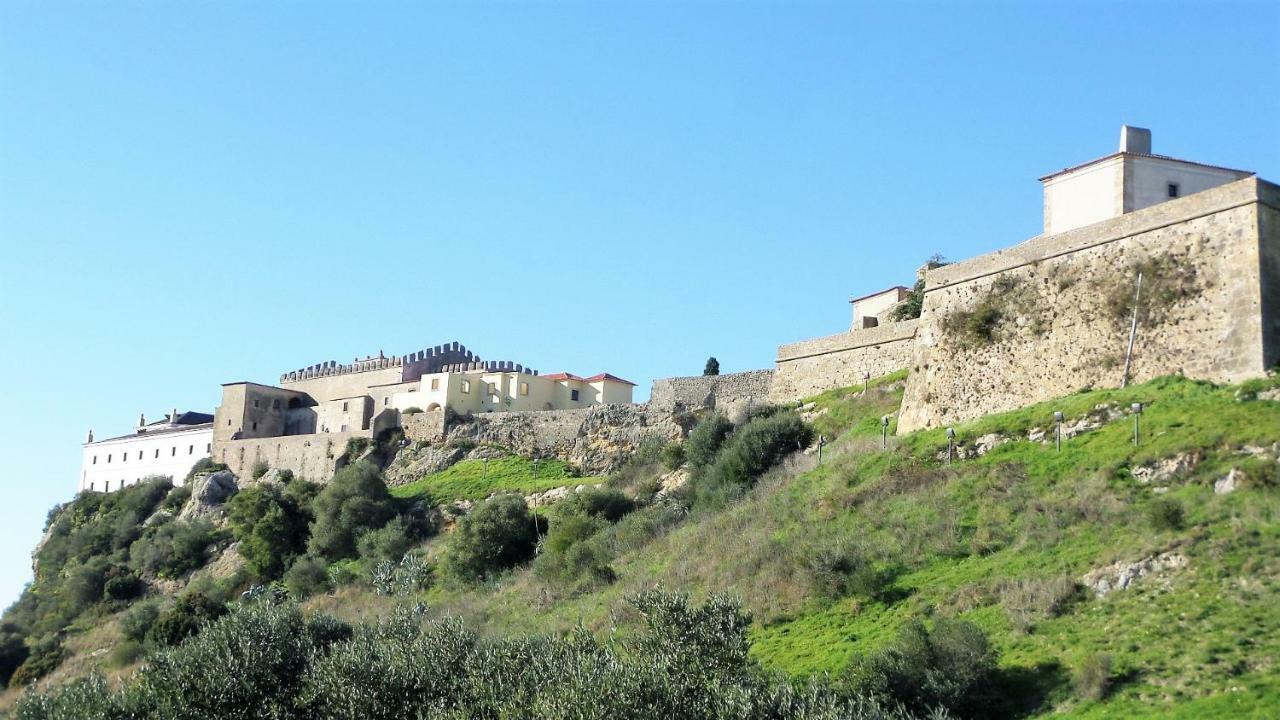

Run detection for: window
[[460, 380, 470, 393], [172, 447, 176, 456], [272, 399, 280, 410], [154, 449, 160, 458], [570, 389, 580, 401], [188, 445, 194, 455], [253, 399, 260, 408], [207, 443, 211, 452], [487, 382, 497, 394], [93, 456, 97, 465], [227, 419, 232, 426], [430, 378, 440, 390], [122, 453, 127, 463], [342, 401, 349, 411], [252, 421, 258, 431], [340, 424, 349, 432], [90, 482, 95, 491], [107, 454, 112, 463], [1167, 183, 1179, 198], [384, 397, 390, 406], [138, 450, 143, 460], [520, 382, 529, 396]]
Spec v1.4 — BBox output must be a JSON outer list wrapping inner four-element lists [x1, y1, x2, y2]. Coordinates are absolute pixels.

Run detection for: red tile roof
[[540, 372, 585, 382], [583, 373, 636, 386]]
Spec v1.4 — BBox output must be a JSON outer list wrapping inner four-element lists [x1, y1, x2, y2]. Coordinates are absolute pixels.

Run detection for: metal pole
[[882, 424, 888, 450], [1121, 272, 1143, 388], [863, 372, 870, 394], [818, 435, 825, 465], [1133, 414, 1140, 446]]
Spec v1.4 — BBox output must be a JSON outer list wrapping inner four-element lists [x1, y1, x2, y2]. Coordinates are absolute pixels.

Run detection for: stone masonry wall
[[401, 408, 447, 443], [770, 320, 918, 402], [444, 404, 683, 475], [215, 430, 372, 482], [898, 177, 1278, 432], [648, 370, 774, 420]]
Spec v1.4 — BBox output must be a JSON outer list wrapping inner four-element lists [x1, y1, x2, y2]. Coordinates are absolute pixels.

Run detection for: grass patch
[[390, 456, 601, 502]]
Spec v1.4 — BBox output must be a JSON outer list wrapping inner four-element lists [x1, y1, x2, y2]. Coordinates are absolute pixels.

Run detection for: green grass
[[389, 456, 601, 502]]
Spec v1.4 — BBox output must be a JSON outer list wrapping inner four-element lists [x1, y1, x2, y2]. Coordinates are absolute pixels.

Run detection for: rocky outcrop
[[1131, 452, 1200, 485], [1081, 551, 1188, 597], [178, 471, 238, 521]]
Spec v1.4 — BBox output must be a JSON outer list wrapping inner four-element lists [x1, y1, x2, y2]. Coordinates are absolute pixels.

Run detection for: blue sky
[[0, 0, 1276, 609]]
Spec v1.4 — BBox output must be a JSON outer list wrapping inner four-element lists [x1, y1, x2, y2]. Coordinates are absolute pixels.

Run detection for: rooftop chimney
[[1119, 125, 1151, 155], [170, 407, 179, 424], [86, 429, 94, 444]]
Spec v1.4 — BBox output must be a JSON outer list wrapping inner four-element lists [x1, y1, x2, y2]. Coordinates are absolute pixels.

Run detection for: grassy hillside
[[389, 456, 599, 502], [371, 373, 1280, 718]]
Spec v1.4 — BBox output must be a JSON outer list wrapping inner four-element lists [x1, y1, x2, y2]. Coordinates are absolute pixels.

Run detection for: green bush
[[284, 555, 332, 599], [356, 516, 417, 566], [1146, 498, 1185, 531], [145, 593, 227, 648], [1074, 652, 1113, 701], [107, 639, 145, 668], [534, 512, 613, 585], [443, 494, 541, 584], [120, 600, 161, 643], [0, 629, 29, 687], [185, 457, 228, 482], [661, 442, 686, 470], [808, 542, 892, 600], [158, 485, 192, 514], [9, 637, 65, 687], [695, 411, 813, 510], [344, 437, 371, 460], [559, 486, 635, 523], [130, 519, 221, 579], [402, 407, 424, 415], [703, 357, 720, 376], [307, 462, 396, 561], [845, 617, 998, 717], [251, 461, 270, 480], [685, 412, 734, 470], [228, 483, 312, 580], [102, 569, 144, 602]]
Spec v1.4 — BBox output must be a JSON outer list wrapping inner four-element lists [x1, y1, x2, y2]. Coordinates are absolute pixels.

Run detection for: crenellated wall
[[898, 176, 1279, 431], [770, 320, 918, 403]]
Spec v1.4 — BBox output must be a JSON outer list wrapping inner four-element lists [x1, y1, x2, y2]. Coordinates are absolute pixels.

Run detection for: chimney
[[1119, 125, 1151, 155], [86, 429, 94, 444], [170, 407, 179, 425], [138, 413, 146, 427]]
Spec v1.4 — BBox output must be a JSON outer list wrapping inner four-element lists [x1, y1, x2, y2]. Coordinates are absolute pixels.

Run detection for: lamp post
[[863, 371, 871, 394], [881, 415, 890, 450], [946, 428, 956, 465], [1131, 402, 1144, 446], [1053, 411, 1064, 452], [817, 435, 826, 465]]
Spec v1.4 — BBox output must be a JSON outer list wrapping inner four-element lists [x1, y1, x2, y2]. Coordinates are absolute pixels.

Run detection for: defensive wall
[[401, 408, 448, 443], [898, 176, 1280, 431], [215, 429, 371, 481], [649, 370, 775, 420], [770, 320, 919, 403]]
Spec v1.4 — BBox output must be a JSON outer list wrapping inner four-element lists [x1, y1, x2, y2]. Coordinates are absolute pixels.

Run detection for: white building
[[849, 286, 910, 330], [80, 411, 215, 494], [386, 369, 635, 415], [1040, 125, 1254, 235]]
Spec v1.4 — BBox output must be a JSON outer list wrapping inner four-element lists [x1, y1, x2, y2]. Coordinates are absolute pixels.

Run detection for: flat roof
[[849, 286, 910, 304]]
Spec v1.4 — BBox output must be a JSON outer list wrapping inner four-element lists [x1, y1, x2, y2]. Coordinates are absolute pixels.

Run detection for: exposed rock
[[973, 433, 1010, 456], [524, 485, 583, 507], [1214, 468, 1244, 494], [934, 432, 1010, 461], [384, 445, 466, 486], [1258, 388, 1280, 402], [178, 471, 238, 521], [1027, 427, 1047, 443], [1081, 551, 1188, 597], [1236, 443, 1280, 461], [143, 509, 174, 527], [799, 405, 829, 424], [658, 468, 691, 494], [1131, 452, 1200, 485]]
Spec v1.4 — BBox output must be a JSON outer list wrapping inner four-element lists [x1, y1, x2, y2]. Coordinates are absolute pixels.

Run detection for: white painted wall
[[1042, 155, 1124, 236], [1124, 156, 1250, 214], [851, 288, 909, 330], [80, 425, 213, 494]]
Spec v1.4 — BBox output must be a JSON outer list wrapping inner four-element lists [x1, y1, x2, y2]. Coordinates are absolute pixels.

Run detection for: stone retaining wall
[[770, 320, 918, 402], [648, 370, 774, 419], [214, 430, 371, 482], [898, 176, 1279, 431]]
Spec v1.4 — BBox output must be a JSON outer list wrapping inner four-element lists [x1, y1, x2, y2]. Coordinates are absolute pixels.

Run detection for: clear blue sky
[[1, 1, 1276, 609]]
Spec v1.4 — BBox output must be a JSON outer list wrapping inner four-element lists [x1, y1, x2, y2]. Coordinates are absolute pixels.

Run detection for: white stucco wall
[[851, 288, 909, 330], [1124, 156, 1251, 214], [1042, 155, 1124, 235], [80, 425, 213, 494]]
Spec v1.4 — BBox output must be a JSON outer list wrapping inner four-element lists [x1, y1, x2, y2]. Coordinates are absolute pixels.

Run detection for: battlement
[[279, 341, 538, 385]]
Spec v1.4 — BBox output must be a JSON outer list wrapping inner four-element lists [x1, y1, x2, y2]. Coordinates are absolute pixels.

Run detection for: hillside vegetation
[[4, 372, 1279, 718]]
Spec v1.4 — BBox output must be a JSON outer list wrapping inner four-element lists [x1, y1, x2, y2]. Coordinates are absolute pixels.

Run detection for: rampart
[[898, 176, 1280, 431], [445, 404, 682, 475], [770, 320, 918, 402], [214, 430, 371, 481], [649, 370, 775, 419], [401, 408, 448, 443]]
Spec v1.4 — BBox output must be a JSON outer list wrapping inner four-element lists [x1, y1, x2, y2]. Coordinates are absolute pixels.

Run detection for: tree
[[228, 483, 313, 580], [443, 494, 540, 583], [703, 357, 720, 376], [306, 462, 396, 561]]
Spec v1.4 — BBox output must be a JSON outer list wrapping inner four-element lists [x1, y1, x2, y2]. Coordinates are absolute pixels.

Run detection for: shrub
[[102, 570, 144, 602], [130, 520, 221, 579], [535, 512, 613, 585], [685, 412, 734, 470], [344, 437, 371, 460], [0, 629, 29, 687], [356, 516, 417, 566], [661, 442, 686, 470], [284, 555, 332, 599], [107, 640, 145, 668], [158, 485, 192, 514], [9, 637, 66, 687], [145, 593, 227, 648], [807, 542, 892, 600], [560, 486, 635, 523], [889, 279, 925, 321], [185, 457, 228, 482], [120, 600, 161, 643], [703, 357, 720, 376], [695, 412, 813, 510], [443, 494, 540, 584], [250, 461, 269, 480], [1146, 497, 1185, 531], [996, 576, 1078, 633], [307, 462, 397, 561], [845, 617, 998, 717], [228, 483, 311, 580], [402, 407, 423, 415], [1074, 652, 1113, 701]]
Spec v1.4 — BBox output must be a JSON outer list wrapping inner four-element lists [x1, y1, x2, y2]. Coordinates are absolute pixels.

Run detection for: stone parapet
[[770, 321, 917, 402], [649, 370, 775, 419]]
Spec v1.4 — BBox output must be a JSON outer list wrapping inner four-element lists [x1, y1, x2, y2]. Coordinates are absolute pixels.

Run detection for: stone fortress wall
[[770, 320, 919, 403], [215, 430, 367, 481], [897, 176, 1280, 431], [649, 370, 775, 421]]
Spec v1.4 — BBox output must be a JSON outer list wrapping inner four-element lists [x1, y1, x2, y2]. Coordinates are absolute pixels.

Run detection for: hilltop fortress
[[79, 126, 1279, 492]]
